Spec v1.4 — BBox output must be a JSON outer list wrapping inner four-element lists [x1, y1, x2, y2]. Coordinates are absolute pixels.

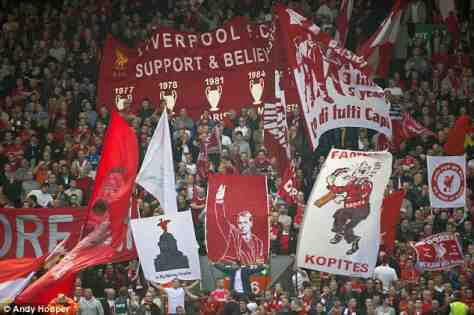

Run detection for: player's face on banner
[[238, 215, 252, 235]]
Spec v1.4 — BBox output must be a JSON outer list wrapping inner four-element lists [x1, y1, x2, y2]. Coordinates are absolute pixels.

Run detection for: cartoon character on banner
[[206, 85, 222, 112], [314, 162, 374, 256], [250, 78, 264, 105], [160, 90, 177, 114]]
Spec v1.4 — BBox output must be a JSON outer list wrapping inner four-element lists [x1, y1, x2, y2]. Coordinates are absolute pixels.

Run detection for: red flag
[[334, 0, 354, 47], [196, 128, 218, 180], [0, 257, 44, 302], [206, 175, 269, 264], [17, 111, 139, 304], [207, 125, 222, 154], [444, 114, 473, 155], [413, 232, 464, 271], [277, 162, 298, 205], [380, 190, 405, 254], [392, 112, 437, 149], [357, 0, 407, 77]]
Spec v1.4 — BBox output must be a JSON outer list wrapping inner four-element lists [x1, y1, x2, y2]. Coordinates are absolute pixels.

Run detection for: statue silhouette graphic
[[154, 219, 190, 272]]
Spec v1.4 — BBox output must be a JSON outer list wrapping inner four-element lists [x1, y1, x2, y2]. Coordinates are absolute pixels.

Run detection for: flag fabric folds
[[277, 162, 298, 205], [357, 0, 407, 77], [17, 111, 139, 304], [136, 110, 178, 214], [334, 0, 354, 47], [392, 112, 437, 149], [443, 114, 472, 156], [413, 232, 464, 271], [0, 257, 43, 304], [273, 5, 391, 151], [380, 190, 405, 254], [263, 71, 290, 177]]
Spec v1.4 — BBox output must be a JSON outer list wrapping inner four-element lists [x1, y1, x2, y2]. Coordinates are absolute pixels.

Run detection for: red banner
[[0, 208, 86, 260], [380, 191, 405, 253], [277, 163, 298, 205], [206, 175, 269, 264], [413, 233, 464, 271], [17, 111, 139, 304], [97, 18, 277, 121]]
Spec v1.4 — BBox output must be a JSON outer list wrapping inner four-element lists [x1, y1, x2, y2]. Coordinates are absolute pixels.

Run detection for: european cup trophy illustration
[[205, 85, 223, 112], [250, 78, 264, 105], [160, 90, 177, 113]]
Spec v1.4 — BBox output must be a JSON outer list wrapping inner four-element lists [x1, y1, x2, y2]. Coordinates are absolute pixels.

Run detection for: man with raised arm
[[214, 184, 264, 265]]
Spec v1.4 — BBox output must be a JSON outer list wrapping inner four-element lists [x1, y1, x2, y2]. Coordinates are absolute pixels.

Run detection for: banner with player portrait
[[130, 211, 201, 283], [427, 156, 466, 208], [206, 175, 269, 264], [97, 18, 275, 120], [297, 149, 392, 277], [273, 5, 392, 150]]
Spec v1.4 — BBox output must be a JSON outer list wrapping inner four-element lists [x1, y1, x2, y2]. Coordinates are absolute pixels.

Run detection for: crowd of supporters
[[1, 0, 474, 314]]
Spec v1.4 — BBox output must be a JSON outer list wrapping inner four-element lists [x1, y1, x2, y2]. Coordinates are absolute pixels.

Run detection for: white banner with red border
[[427, 156, 466, 208]]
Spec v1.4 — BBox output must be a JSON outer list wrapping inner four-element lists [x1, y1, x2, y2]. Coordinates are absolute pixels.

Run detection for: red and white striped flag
[[263, 71, 290, 177], [358, 0, 407, 77], [334, 0, 354, 47]]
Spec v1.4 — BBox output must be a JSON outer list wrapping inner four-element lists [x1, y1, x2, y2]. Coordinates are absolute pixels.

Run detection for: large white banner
[[131, 211, 201, 283], [297, 149, 392, 277], [427, 156, 466, 208], [275, 6, 392, 150], [293, 49, 392, 150]]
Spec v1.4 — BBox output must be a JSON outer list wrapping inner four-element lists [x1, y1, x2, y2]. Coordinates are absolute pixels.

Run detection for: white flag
[[136, 110, 178, 214], [427, 156, 466, 208], [297, 149, 392, 278]]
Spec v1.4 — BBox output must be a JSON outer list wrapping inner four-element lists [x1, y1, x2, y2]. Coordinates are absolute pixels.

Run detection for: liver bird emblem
[[443, 175, 454, 193]]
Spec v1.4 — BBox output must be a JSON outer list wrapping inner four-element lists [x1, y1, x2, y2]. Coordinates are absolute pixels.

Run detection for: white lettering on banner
[[139, 26, 243, 55], [136, 57, 204, 77], [48, 215, 73, 253], [223, 47, 270, 68], [0, 214, 12, 257], [16, 215, 44, 258], [0, 213, 83, 259], [136, 46, 269, 77]]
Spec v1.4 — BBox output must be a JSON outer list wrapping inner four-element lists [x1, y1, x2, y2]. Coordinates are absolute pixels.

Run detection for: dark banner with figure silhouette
[[206, 175, 270, 264], [130, 211, 201, 283]]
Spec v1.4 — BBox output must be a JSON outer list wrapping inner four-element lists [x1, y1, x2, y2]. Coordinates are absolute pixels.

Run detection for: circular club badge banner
[[427, 156, 466, 208]]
